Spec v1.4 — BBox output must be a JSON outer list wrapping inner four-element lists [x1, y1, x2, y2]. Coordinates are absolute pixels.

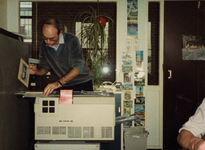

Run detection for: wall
[[7, 0, 19, 32], [0, 0, 7, 29], [0, 30, 31, 150], [0, 0, 19, 32]]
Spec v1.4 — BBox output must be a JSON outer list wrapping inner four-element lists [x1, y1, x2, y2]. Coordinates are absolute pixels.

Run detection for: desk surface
[[15, 90, 114, 98]]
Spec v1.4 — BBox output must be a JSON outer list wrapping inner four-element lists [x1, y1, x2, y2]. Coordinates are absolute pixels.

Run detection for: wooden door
[[163, 1, 205, 150]]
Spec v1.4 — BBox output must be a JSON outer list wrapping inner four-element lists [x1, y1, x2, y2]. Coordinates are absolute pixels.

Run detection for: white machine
[[34, 141, 100, 150], [34, 91, 115, 141]]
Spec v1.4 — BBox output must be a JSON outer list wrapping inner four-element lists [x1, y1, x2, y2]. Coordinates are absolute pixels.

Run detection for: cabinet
[[101, 93, 122, 150]]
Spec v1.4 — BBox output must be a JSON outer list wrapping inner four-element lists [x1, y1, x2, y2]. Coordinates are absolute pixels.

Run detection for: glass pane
[[25, 11, 28, 16], [148, 2, 160, 85], [20, 2, 32, 42], [20, 11, 24, 16], [20, 2, 32, 16], [42, 100, 48, 106], [20, 18, 32, 38], [42, 107, 48, 113], [28, 10, 31, 16], [49, 100, 55, 106]]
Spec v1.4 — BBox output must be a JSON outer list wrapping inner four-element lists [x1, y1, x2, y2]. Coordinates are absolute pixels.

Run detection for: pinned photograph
[[124, 72, 132, 83], [123, 83, 133, 90], [136, 51, 143, 71], [122, 52, 132, 65], [182, 35, 205, 60], [122, 65, 132, 73], [134, 102, 145, 126], [127, 0, 138, 36], [124, 107, 131, 115], [18, 58, 30, 87], [134, 104, 145, 113], [124, 90, 131, 100], [135, 86, 144, 97], [135, 97, 145, 104], [134, 71, 145, 86], [124, 100, 133, 108], [127, 0, 138, 21]]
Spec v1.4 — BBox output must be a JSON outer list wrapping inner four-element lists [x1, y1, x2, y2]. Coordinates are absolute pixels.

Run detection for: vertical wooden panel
[[147, 90, 160, 147]]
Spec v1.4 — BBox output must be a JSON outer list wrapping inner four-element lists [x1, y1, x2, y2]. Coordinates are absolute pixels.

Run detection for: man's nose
[[46, 39, 51, 43]]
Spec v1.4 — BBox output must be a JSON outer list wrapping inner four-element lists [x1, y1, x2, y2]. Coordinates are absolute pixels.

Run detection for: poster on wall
[[123, 83, 133, 90], [122, 52, 132, 65], [124, 100, 133, 109], [134, 97, 145, 126], [134, 71, 145, 86], [123, 91, 132, 124], [124, 90, 132, 100], [124, 72, 132, 83], [136, 51, 143, 71], [127, 0, 138, 36], [135, 86, 144, 97], [122, 65, 132, 72], [182, 35, 205, 60]]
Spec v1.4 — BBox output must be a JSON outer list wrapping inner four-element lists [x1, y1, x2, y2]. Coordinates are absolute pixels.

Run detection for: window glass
[[20, 2, 32, 42], [148, 2, 160, 85]]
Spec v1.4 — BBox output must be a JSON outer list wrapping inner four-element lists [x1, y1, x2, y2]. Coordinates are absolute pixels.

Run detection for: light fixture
[[102, 66, 110, 74]]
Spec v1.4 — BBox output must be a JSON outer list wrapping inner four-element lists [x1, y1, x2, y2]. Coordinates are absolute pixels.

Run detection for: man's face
[[42, 24, 62, 47]]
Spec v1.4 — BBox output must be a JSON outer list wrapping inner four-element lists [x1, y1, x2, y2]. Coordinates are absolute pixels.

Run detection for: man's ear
[[59, 31, 63, 37]]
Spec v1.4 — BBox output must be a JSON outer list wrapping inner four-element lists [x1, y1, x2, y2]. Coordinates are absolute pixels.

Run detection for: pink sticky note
[[60, 89, 73, 104]]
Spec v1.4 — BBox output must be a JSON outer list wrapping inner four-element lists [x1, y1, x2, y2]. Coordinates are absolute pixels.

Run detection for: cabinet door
[[101, 94, 121, 150]]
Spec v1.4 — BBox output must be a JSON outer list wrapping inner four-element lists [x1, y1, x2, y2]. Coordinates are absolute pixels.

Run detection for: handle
[[168, 70, 172, 79]]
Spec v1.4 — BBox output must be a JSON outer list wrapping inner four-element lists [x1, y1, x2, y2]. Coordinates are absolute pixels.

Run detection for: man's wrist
[[57, 80, 63, 86]]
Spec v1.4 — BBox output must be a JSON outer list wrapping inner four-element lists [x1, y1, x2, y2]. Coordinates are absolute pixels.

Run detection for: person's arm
[[43, 67, 80, 95], [58, 67, 80, 85], [177, 129, 205, 150], [28, 65, 46, 76]]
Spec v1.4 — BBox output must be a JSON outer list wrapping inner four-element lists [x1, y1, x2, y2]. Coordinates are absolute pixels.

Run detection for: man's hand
[[177, 130, 205, 150], [28, 65, 46, 76], [28, 65, 37, 75], [195, 140, 205, 150], [43, 81, 62, 95], [42, 67, 80, 95]]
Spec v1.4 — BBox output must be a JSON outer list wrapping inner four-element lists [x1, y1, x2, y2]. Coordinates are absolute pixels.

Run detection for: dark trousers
[[60, 80, 93, 91]]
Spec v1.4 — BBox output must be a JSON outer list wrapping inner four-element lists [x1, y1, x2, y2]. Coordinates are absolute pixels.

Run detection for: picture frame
[[182, 34, 205, 60], [18, 58, 30, 87]]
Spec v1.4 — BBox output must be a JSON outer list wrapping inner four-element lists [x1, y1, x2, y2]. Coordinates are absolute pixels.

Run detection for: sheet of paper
[[60, 89, 73, 104]]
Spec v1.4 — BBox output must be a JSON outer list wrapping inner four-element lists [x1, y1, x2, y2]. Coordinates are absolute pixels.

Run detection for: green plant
[[75, 6, 114, 87]]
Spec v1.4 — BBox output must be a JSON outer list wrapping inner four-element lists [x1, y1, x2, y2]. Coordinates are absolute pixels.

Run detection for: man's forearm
[[58, 67, 80, 85], [177, 130, 204, 150], [35, 68, 46, 76], [42, 67, 80, 95]]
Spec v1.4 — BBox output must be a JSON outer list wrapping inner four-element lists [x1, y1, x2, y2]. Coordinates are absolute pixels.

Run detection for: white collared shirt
[[52, 33, 64, 51], [179, 98, 205, 138]]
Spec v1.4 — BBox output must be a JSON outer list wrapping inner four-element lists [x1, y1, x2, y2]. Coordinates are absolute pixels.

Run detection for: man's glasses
[[42, 36, 57, 41]]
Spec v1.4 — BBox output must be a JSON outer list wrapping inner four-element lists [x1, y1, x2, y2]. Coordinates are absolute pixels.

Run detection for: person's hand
[[28, 65, 37, 75], [43, 81, 62, 95], [195, 140, 205, 150]]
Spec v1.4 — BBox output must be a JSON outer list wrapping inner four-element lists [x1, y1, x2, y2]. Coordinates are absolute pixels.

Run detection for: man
[[29, 19, 93, 95], [177, 98, 205, 150]]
